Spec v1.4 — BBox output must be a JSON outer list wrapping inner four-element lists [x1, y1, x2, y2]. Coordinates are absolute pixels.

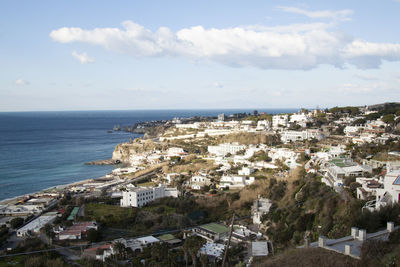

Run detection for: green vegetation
[[84, 203, 138, 227], [9, 217, 24, 229], [329, 106, 360, 116], [0, 225, 9, 247], [263, 171, 400, 249], [249, 150, 272, 162], [1, 238, 66, 267]]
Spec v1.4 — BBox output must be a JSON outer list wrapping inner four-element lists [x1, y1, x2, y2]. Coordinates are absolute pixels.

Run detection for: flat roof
[[18, 213, 57, 233], [330, 158, 354, 168], [157, 234, 175, 241], [200, 223, 230, 234], [67, 207, 80, 221], [252, 241, 270, 257]]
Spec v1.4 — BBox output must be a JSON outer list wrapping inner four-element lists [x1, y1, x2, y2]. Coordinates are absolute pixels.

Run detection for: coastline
[[0, 173, 112, 206]]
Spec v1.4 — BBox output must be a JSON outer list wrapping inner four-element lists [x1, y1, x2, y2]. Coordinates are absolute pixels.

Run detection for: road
[[0, 232, 22, 252]]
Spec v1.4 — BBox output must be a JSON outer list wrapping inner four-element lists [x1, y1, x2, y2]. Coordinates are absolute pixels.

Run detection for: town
[[1, 102, 400, 266]]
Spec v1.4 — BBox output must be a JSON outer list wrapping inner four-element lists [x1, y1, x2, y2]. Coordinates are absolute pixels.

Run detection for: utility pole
[[222, 213, 235, 267]]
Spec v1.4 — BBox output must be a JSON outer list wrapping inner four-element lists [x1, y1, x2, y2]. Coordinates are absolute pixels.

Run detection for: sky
[[1, 0, 400, 111]]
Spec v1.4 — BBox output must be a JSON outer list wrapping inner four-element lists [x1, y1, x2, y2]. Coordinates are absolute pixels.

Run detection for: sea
[[0, 109, 298, 201]]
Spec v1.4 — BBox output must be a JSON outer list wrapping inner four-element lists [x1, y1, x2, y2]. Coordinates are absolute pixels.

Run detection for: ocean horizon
[[0, 109, 298, 200]]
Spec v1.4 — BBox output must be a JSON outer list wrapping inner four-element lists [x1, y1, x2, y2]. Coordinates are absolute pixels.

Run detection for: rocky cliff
[[112, 140, 169, 163]]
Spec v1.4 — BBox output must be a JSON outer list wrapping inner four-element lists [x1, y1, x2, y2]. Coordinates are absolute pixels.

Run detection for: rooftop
[[199, 223, 230, 234], [157, 234, 175, 241]]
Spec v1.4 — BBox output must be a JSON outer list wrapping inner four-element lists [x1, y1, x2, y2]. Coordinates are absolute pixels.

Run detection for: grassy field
[[142, 204, 176, 214], [84, 203, 138, 227], [0, 255, 26, 267]]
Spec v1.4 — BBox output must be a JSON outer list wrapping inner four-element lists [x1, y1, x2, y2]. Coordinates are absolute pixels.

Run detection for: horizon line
[[0, 107, 306, 113]]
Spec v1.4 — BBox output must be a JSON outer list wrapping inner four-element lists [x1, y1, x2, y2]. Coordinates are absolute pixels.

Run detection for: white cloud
[[338, 83, 374, 93], [50, 20, 400, 70], [354, 73, 378, 81], [276, 6, 353, 21], [213, 82, 223, 88], [71, 51, 95, 64], [15, 79, 30, 86]]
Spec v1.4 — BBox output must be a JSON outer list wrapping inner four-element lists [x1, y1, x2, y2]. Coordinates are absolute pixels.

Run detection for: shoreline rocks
[[85, 159, 119, 165]]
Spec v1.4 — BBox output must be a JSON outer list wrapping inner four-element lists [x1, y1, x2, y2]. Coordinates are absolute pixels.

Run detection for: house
[[156, 234, 182, 246], [199, 242, 225, 261], [219, 175, 254, 189], [252, 198, 273, 225], [231, 225, 259, 242], [120, 184, 179, 207], [250, 241, 274, 257], [58, 221, 98, 240], [113, 236, 160, 254], [82, 244, 113, 261], [355, 178, 382, 200], [322, 158, 372, 189], [289, 113, 311, 127], [192, 223, 230, 241], [238, 167, 255, 176], [344, 126, 363, 136], [256, 120, 270, 131], [373, 170, 400, 210], [189, 175, 212, 190], [167, 147, 187, 158], [272, 115, 289, 128]]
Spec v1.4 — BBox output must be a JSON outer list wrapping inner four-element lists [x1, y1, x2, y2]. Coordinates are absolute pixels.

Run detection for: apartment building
[[120, 184, 178, 207]]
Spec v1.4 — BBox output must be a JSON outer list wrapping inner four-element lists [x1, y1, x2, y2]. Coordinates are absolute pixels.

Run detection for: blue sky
[[1, 0, 400, 111]]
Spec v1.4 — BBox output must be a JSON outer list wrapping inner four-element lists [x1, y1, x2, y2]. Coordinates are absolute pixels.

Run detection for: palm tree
[[113, 241, 126, 260], [184, 236, 205, 267], [200, 254, 208, 267], [182, 240, 189, 267]]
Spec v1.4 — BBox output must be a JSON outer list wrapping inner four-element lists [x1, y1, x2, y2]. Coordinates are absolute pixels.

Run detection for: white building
[[256, 120, 271, 131], [322, 158, 372, 189], [199, 242, 225, 260], [272, 115, 289, 128], [17, 212, 57, 237], [289, 113, 310, 127], [120, 184, 179, 207], [167, 147, 187, 158], [238, 167, 255, 176], [252, 198, 273, 225], [344, 126, 363, 136], [374, 170, 400, 210], [280, 129, 324, 143], [219, 175, 254, 189], [189, 175, 212, 190], [356, 178, 382, 200], [208, 143, 246, 157]]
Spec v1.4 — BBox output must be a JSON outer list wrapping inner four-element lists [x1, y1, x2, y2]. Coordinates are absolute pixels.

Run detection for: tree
[[184, 236, 205, 267], [382, 114, 395, 124], [113, 241, 127, 260], [10, 217, 24, 229], [200, 253, 208, 267], [87, 228, 101, 243]]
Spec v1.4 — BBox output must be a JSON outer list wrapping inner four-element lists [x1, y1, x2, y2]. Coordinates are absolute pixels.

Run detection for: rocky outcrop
[[111, 140, 169, 164], [85, 159, 117, 165]]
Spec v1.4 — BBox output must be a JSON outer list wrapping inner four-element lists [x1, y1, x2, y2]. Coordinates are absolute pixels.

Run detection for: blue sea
[[0, 109, 297, 200]]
